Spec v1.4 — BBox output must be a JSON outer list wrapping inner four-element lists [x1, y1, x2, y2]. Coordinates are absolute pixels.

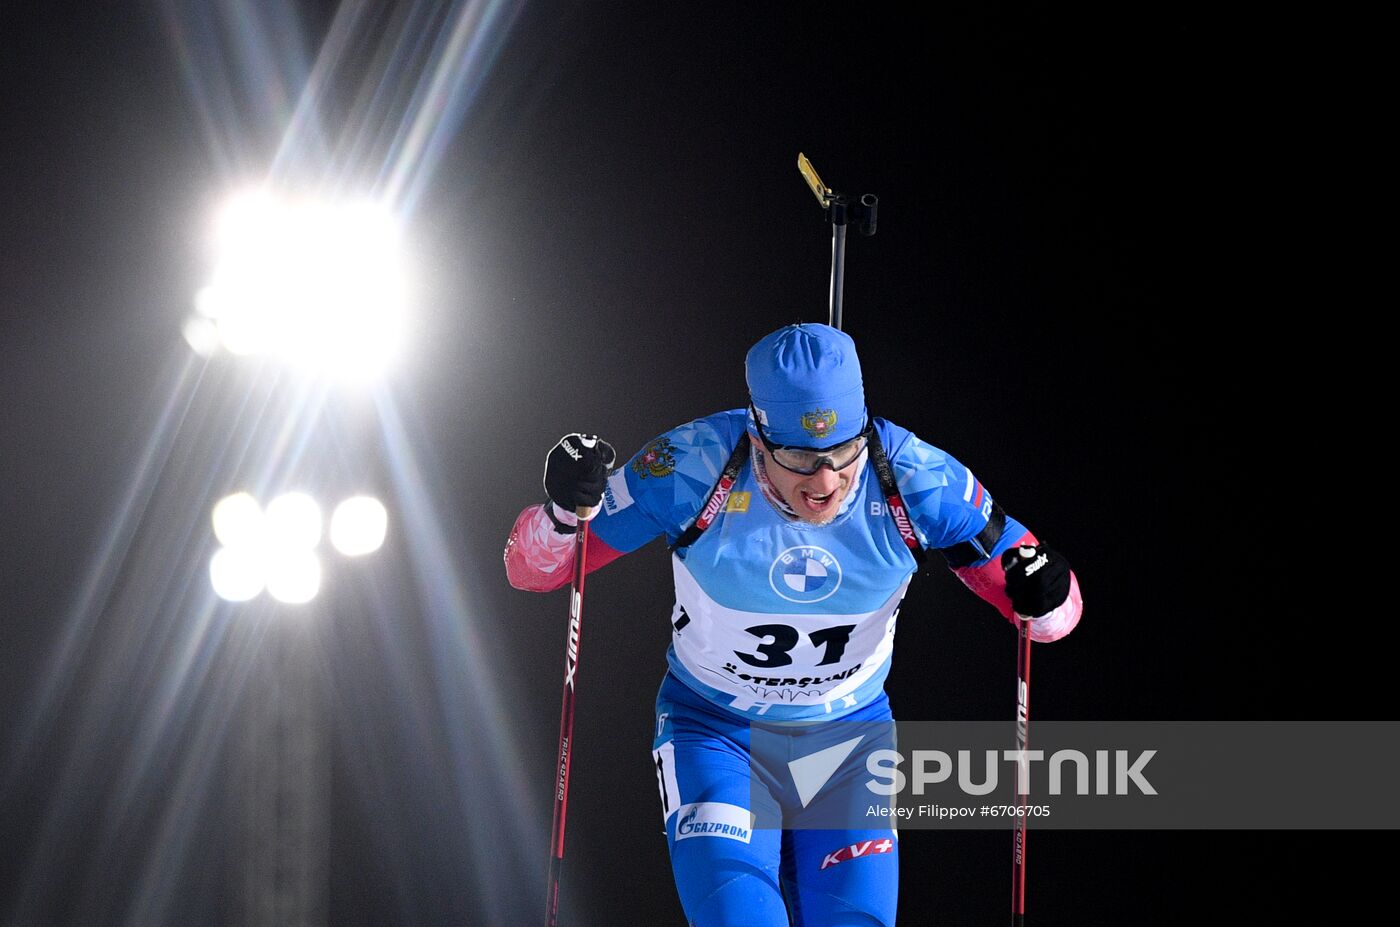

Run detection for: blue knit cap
[[745, 323, 867, 447]]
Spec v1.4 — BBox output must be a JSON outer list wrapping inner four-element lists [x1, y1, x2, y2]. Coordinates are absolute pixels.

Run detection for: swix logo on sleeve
[[674, 802, 752, 843], [819, 838, 895, 870]]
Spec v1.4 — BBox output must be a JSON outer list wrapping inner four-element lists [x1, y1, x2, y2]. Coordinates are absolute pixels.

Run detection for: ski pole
[[1012, 610, 1032, 926], [544, 504, 593, 927]]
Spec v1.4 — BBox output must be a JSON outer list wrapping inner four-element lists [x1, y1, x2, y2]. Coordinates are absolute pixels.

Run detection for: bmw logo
[[769, 546, 843, 603]]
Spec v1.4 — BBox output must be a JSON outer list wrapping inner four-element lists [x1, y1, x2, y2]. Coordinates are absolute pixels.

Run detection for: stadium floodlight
[[265, 550, 321, 605], [212, 492, 265, 549], [195, 191, 409, 381], [209, 492, 386, 604], [181, 315, 221, 358], [265, 492, 323, 552], [329, 496, 388, 556], [210, 546, 265, 602]]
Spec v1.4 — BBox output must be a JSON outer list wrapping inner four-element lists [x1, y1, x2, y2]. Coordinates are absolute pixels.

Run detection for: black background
[[1, 2, 1382, 925]]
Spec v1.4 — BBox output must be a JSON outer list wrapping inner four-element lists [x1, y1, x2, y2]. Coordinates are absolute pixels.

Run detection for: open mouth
[[800, 489, 835, 511]]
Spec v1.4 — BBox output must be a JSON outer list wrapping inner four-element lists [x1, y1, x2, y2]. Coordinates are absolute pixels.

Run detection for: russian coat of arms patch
[[631, 437, 677, 479], [800, 410, 837, 440]]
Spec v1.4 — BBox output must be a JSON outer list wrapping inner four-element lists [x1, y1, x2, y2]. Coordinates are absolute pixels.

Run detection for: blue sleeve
[[589, 410, 746, 553], [877, 419, 1027, 567]]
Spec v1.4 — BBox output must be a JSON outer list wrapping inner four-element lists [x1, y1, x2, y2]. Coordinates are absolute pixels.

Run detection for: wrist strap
[[543, 501, 577, 535]]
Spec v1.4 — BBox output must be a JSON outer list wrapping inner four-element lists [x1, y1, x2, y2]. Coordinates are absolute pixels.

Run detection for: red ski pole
[[1011, 611, 1032, 926], [544, 505, 592, 927]]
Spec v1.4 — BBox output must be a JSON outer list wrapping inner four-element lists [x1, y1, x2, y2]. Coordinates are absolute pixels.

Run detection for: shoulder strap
[[865, 427, 927, 565], [669, 434, 751, 552]]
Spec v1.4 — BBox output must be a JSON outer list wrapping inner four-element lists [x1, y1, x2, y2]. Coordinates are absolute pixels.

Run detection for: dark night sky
[[1, 2, 1384, 925]]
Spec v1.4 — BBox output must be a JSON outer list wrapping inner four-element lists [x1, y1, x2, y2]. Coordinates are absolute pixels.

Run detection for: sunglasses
[[750, 406, 871, 475]]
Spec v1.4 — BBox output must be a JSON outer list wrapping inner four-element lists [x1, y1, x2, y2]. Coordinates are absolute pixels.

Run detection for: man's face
[[756, 444, 859, 525]]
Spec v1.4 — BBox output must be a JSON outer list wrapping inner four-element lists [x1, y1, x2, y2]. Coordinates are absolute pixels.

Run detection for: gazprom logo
[[769, 545, 843, 604], [674, 802, 752, 843]]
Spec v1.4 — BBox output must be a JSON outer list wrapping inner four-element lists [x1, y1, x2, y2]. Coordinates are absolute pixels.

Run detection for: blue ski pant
[[651, 673, 899, 927]]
